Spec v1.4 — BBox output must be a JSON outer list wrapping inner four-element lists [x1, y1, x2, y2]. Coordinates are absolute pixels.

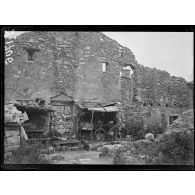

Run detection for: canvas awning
[[76, 101, 119, 112], [88, 106, 119, 112]]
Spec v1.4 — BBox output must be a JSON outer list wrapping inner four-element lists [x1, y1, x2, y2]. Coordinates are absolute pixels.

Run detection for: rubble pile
[[109, 109, 194, 165], [4, 104, 29, 158], [155, 109, 194, 165], [97, 140, 157, 164], [4, 104, 29, 124], [15, 100, 39, 107], [54, 112, 73, 135], [98, 144, 123, 157], [15, 99, 52, 108], [98, 140, 155, 157]]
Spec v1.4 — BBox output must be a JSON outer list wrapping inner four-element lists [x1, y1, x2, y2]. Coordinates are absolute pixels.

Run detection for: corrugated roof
[[88, 106, 119, 112], [76, 101, 117, 109]]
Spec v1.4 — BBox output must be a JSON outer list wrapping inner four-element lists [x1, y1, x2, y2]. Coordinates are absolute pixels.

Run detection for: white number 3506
[[5, 40, 14, 65]]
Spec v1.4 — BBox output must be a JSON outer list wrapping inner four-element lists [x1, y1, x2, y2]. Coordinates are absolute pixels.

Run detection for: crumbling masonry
[[5, 32, 193, 135]]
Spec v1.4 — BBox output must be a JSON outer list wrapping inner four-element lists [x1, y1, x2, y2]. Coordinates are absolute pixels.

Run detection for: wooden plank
[[26, 138, 51, 141], [5, 130, 20, 138], [50, 101, 74, 105], [5, 126, 20, 131], [4, 123, 21, 127], [25, 130, 45, 133], [53, 140, 81, 146], [4, 144, 20, 152], [4, 143, 21, 147], [5, 136, 20, 145]]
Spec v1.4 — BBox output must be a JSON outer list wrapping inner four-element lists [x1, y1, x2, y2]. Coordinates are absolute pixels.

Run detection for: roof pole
[[90, 110, 94, 142]]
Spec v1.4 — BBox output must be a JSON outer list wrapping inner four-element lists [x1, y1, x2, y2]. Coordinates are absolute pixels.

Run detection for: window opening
[[102, 62, 109, 72], [23, 47, 40, 62]]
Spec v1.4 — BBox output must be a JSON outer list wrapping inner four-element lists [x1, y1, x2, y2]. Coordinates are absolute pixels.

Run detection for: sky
[[104, 32, 194, 81], [5, 31, 194, 81]]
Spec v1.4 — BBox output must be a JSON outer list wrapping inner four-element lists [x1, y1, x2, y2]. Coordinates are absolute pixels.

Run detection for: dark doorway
[[169, 115, 179, 125]]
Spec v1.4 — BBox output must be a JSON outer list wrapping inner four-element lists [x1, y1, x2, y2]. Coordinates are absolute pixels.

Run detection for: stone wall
[[49, 32, 78, 97], [123, 64, 190, 107], [5, 31, 137, 104], [187, 81, 194, 109], [5, 32, 56, 100], [125, 103, 184, 138], [155, 109, 194, 165], [121, 63, 191, 131], [5, 32, 192, 136], [4, 124, 21, 157], [73, 32, 137, 103]]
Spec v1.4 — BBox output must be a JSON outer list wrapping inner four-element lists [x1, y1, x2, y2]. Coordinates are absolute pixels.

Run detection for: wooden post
[[19, 124, 22, 146], [116, 112, 119, 123], [90, 111, 94, 141], [73, 105, 79, 139], [70, 105, 74, 135], [49, 112, 51, 136]]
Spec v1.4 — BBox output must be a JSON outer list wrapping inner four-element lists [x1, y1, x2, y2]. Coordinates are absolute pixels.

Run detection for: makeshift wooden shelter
[[49, 93, 75, 136], [14, 101, 55, 138], [4, 100, 56, 157], [75, 102, 120, 140]]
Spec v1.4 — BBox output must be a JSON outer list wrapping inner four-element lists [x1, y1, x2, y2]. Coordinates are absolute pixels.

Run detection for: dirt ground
[[47, 151, 113, 164]]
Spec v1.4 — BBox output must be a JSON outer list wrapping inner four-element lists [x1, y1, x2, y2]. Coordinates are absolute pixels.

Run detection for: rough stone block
[[5, 130, 20, 137], [145, 133, 154, 141], [4, 144, 20, 152], [5, 136, 20, 145]]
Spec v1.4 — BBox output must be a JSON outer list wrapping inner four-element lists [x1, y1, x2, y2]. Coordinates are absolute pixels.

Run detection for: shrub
[[125, 117, 145, 140], [158, 130, 194, 165], [4, 141, 47, 164], [145, 120, 165, 137], [125, 115, 166, 140]]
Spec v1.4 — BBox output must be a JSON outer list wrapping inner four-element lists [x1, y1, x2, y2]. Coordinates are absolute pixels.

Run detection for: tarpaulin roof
[[88, 106, 119, 112], [76, 101, 119, 112], [76, 101, 117, 109]]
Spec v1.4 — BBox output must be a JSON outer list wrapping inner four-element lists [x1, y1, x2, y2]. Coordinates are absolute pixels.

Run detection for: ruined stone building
[[5, 31, 193, 138]]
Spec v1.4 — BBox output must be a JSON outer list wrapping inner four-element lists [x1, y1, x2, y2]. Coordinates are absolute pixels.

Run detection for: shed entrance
[[49, 93, 75, 136], [76, 102, 119, 141]]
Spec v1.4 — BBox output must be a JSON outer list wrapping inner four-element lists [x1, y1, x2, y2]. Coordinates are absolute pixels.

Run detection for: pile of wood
[[54, 113, 73, 135], [4, 104, 29, 124]]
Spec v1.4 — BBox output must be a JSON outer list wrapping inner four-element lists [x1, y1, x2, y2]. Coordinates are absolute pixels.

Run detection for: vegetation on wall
[[125, 117, 145, 140], [125, 115, 165, 140]]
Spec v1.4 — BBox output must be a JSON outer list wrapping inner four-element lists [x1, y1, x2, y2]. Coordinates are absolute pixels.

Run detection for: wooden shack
[[14, 102, 55, 138], [75, 102, 119, 140], [49, 93, 75, 136]]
